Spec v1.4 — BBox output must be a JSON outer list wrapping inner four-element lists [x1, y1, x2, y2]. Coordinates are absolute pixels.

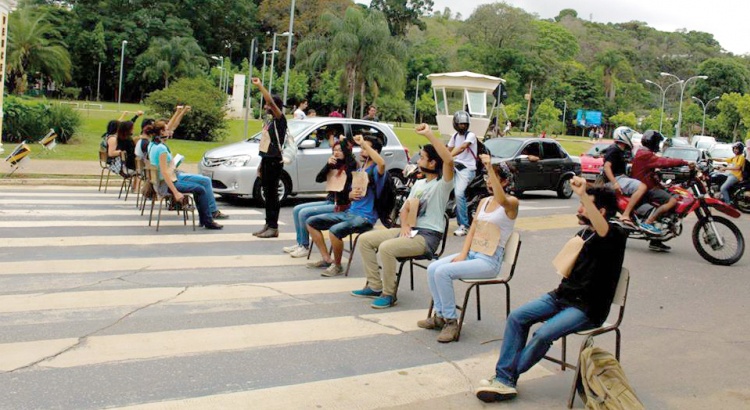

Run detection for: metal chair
[[542, 267, 631, 408], [146, 164, 196, 232], [98, 149, 111, 192], [394, 214, 451, 297], [118, 153, 134, 201]]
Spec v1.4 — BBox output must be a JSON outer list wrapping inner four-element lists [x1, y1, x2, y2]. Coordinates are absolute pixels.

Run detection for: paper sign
[[259, 128, 271, 153], [552, 236, 585, 278], [325, 169, 347, 192], [470, 220, 502, 256], [351, 171, 369, 198], [171, 154, 184, 169]]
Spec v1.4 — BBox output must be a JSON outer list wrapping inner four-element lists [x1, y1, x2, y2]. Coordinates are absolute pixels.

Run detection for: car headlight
[[224, 155, 252, 167]]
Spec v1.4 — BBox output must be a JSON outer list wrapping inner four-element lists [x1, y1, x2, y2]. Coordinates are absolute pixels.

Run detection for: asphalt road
[[0, 186, 748, 409]]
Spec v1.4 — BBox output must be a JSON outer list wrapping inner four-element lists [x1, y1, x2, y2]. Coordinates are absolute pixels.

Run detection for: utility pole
[[523, 81, 533, 133], [244, 38, 257, 138]]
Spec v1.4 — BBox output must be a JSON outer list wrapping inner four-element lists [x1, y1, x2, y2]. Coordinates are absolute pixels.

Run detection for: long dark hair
[[116, 121, 134, 141], [102, 120, 119, 139]]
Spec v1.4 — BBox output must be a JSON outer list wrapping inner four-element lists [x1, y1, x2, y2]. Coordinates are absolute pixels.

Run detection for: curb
[[0, 178, 120, 187]]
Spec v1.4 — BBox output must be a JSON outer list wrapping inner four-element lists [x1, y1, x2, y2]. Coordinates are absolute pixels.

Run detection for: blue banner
[[576, 109, 602, 126]]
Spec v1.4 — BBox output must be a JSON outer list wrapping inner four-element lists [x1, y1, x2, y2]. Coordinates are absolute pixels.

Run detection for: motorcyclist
[[630, 130, 690, 252], [710, 142, 746, 205], [602, 126, 648, 226], [448, 110, 478, 236]]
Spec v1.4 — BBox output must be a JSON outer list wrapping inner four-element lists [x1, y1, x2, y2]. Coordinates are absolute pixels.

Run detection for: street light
[[211, 56, 224, 91], [660, 72, 708, 138], [645, 78, 681, 134], [118, 40, 127, 107], [561, 99, 567, 137], [412, 73, 423, 124], [259, 50, 278, 110], [281, 0, 297, 108], [692, 96, 720, 136], [269, 33, 282, 94]]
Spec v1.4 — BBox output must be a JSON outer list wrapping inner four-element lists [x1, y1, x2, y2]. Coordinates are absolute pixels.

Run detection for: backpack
[[452, 132, 489, 173], [579, 346, 645, 410], [369, 167, 397, 228]]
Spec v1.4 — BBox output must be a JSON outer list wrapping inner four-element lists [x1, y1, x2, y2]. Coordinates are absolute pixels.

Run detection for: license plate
[[583, 173, 598, 181], [663, 173, 675, 180]]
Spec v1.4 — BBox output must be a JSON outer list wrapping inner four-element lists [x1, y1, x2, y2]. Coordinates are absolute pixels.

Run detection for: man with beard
[[351, 124, 454, 309], [475, 176, 627, 403]]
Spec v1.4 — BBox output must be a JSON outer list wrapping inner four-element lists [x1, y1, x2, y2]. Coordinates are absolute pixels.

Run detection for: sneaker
[[437, 319, 459, 343], [289, 246, 310, 258], [649, 240, 671, 252], [475, 378, 518, 403], [417, 315, 445, 330], [307, 259, 332, 269], [453, 225, 468, 237], [351, 287, 383, 298], [212, 210, 229, 219], [321, 264, 344, 277], [371, 294, 397, 309], [283, 244, 301, 253], [639, 222, 662, 235]]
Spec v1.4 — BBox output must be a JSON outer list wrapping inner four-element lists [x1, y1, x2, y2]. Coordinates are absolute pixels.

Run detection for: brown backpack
[[579, 346, 645, 410]]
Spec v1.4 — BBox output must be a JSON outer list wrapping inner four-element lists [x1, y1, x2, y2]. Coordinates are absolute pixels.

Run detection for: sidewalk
[[0, 159, 198, 186]]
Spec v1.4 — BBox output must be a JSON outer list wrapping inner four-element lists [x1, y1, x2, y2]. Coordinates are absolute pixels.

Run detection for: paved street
[[0, 185, 748, 409]]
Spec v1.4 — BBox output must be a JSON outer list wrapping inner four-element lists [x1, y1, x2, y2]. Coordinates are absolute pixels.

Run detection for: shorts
[[645, 188, 673, 205], [306, 211, 373, 239], [614, 175, 642, 196]]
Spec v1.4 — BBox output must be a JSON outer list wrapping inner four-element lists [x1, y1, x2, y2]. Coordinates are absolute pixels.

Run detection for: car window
[[483, 139, 523, 158], [303, 124, 344, 148], [521, 142, 540, 157], [709, 145, 734, 159], [663, 148, 700, 162], [541, 141, 565, 159], [351, 123, 387, 146]]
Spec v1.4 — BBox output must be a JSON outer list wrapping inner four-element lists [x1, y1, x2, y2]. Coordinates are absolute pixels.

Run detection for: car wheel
[[557, 178, 573, 199], [253, 172, 292, 206]]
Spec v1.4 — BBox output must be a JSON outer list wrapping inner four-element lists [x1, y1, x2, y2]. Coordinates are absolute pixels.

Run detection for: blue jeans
[[178, 173, 219, 214], [293, 200, 334, 247], [494, 293, 594, 387], [173, 179, 212, 226], [720, 173, 739, 204], [454, 167, 475, 227], [427, 249, 504, 320], [306, 211, 373, 239]]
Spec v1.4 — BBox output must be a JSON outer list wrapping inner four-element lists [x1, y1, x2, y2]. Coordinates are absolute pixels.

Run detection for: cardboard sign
[[325, 169, 347, 192], [470, 220, 502, 256], [552, 236, 585, 278], [259, 128, 271, 153], [351, 171, 369, 198]]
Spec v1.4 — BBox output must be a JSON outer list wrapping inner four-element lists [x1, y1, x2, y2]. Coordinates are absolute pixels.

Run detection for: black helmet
[[732, 141, 745, 153], [641, 130, 663, 153], [452, 111, 471, 133]]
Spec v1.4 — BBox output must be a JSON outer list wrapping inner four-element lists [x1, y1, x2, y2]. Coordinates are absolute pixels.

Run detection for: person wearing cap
[[251, 77, 287, 238]]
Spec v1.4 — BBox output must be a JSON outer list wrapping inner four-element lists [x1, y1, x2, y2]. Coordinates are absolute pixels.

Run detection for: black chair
[[394, 214, 450, 297]]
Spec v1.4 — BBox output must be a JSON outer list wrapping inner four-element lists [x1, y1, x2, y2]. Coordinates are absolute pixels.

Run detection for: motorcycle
[[616, 169, 745, 266], [445, 169, 488, 224], [708, 174, 750, 214]]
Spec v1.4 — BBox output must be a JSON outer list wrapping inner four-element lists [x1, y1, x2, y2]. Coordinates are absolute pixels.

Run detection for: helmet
[[641, 130, 663, 153], [612, 126, 634, 148], [452, 111, 471, 132], [732, 141, 745, 153]]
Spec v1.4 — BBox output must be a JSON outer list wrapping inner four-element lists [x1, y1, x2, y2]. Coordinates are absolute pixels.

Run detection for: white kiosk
[[427, 71, 504, 139]]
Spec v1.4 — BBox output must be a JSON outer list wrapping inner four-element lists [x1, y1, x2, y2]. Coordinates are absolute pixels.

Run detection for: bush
[[61, 87, 81, 100], [2, 96, 81, 144], [145, 77, 228, 142]]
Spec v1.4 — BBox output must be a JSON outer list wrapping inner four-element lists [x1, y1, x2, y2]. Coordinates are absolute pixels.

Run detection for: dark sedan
[[483, 138, 581, 198], [661, 147, 712, 183]]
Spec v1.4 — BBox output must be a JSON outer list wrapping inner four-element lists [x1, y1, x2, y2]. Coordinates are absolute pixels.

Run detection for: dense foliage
[[2, 96, 81, 144]]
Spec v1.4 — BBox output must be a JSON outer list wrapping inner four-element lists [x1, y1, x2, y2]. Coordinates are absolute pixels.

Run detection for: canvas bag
[[553, 230, 596, 278], [579, 346, 645, 410]]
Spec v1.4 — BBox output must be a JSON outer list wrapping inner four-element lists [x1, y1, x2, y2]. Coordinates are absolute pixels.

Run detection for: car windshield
[[248, 120, 312, 141], [483, 139, 524, 158], [585, 143, 611, 157], [710, 145, 734, 159], [663, 148, 700, 162]]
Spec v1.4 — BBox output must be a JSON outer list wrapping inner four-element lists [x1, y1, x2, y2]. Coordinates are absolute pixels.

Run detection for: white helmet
[[613, 126, 635, 148]]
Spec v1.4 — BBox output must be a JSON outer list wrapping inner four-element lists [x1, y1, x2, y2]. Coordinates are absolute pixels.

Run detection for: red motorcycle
[[616, 169, 745, 266]]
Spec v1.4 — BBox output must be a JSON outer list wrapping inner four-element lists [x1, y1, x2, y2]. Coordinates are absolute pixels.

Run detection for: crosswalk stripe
[[0, 209, 262, 216], [0, 311, 428, 370], [113, 353, 553, 410], [0, 254, 321, 275], [0, 192, 151, 197], [0, 219, 276, 228], [0, 232, 296, 247], [0, 278, 365, 313]]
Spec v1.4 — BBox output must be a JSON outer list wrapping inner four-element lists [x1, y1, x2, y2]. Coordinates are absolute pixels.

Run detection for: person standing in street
[[294, 100, 308, 120], [251, 77, 287, 239]]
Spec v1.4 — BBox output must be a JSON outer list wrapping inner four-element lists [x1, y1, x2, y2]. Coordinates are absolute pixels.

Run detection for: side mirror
[[299, 139, 317, 149]]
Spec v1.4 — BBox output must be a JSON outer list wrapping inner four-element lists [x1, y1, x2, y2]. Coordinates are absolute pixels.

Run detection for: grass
[[20, 99, 599, 162]]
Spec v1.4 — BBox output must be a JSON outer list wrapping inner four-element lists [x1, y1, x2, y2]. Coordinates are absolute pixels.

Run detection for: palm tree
[[297, 7, 405, 117], [137, 37, 208, 89], [596, 50, 626, 102], [6, 7, 72, 94]]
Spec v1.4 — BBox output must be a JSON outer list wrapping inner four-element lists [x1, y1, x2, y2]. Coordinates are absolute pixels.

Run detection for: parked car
[[580, 141, 614, 181], [483, 137, 581, 198], [708, 143, 734, 167], [692, 135, 717, 150], [660, 147, 712, 183], [198, 117, 409, 203]]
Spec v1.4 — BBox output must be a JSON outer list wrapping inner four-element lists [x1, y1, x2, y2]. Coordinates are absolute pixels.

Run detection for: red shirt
[[631, 149, 688, 190]]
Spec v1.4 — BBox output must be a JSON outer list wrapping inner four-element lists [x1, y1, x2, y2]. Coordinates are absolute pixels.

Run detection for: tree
[[595, 50, 627, 102], [692, 58, 750, 103], [297, 7, 405, 118], [609, 111, 637, 129], [377, 91, 412, 123], [135, 37, 208, 89], [369, 0, 434, 36], [6, 7, 71, 94], [459, 3, 535, 49], [555, 8, 578, 22], [532, 98, 562, 134], [715, 93, 746, 141], [533, 21, 579, 61]]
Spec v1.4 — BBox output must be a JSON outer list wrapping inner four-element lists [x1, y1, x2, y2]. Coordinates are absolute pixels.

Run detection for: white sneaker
[[321, 264, 344, 277], [289, 246, 310, 258], [283, 244, 301, 253], [453, 225, 468, 236], [475, 378, 517, 403]]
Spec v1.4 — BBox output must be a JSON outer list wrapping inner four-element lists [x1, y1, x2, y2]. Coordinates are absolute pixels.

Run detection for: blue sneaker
[[639, 222, 662, 235], [351, 287, 382, 298], [371, 295, 397, 309]]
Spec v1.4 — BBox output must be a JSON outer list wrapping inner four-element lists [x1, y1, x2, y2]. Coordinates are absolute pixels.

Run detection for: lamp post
[[645, 78, 681, 134], [269, 33, 280, 94], [118, 40, 127, 107], [692, 96, 720, 136], [224, 43, 232, 95], [413, 73, 423, 124], [660, 72, 708, 138], [96, 62, 101, 101], [259, 50, 278, 110], [211, 56, 224, 91], [561, 99, 567, 137], [281, 0, 297, 108]]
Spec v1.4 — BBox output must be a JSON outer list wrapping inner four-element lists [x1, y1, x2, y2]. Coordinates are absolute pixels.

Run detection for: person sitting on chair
[[474, 177, 627, 403], [419, 154, 517, 343]]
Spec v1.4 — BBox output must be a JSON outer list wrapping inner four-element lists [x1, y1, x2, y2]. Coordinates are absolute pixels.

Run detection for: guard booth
[[427, 71, 504, 139]]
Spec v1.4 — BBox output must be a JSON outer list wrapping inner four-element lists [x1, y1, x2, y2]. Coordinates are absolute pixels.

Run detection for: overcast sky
[[368, 0, 750, 55]]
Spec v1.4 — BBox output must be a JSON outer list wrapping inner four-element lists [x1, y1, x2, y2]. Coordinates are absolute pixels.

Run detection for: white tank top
[[476, 197, 516, 249]]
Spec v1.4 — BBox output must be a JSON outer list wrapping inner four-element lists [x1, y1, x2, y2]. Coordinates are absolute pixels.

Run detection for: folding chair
[[394, 214, 450, 297], [98, 149, 112, 192], [146, 164, 196, 232], [118, 153, 134, 201], [134, 158, 147, 209], [542, 267, 631, 408]]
